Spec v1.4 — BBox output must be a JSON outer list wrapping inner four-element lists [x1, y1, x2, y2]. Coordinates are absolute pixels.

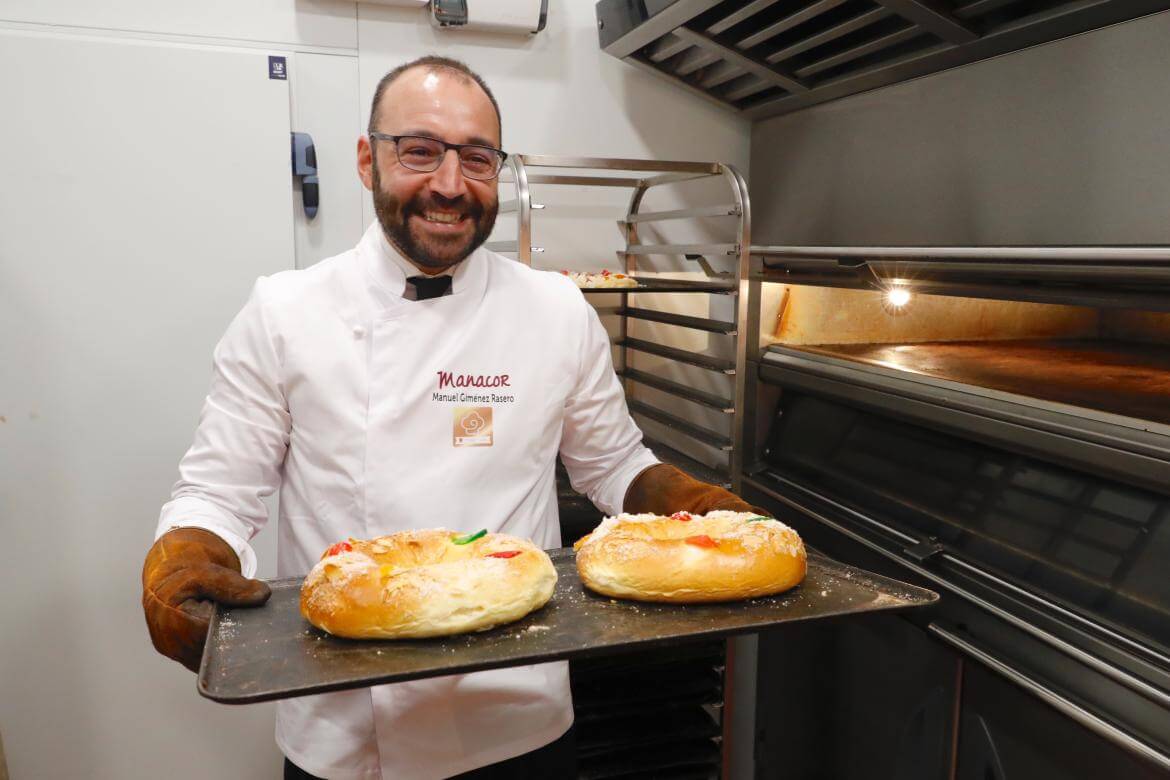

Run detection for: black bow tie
[[407, 274, 453, 301]]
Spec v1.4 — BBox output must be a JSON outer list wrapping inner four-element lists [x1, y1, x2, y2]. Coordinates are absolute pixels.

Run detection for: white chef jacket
[[156, 223, 659, 780]]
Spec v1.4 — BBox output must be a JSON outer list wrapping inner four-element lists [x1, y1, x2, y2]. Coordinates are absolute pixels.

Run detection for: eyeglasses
[[369, 132, 508, 180]]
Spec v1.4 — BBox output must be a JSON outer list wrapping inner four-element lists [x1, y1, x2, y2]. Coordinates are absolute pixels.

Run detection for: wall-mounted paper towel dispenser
[[431, 0, 548, 34]]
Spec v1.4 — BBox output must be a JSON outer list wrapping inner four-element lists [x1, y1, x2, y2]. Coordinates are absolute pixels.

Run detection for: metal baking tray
[[198, 548, 937, 704]]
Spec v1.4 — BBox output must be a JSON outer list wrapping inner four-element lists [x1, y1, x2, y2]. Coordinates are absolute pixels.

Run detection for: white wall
[[356, 3, 747, 167], [0, 0, 358, 49], [1, 3, 751, 780]]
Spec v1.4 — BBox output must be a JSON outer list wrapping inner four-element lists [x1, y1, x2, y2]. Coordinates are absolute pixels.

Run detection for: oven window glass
[[763, 286, 1170, 428], [765, 392, 1170, 658]]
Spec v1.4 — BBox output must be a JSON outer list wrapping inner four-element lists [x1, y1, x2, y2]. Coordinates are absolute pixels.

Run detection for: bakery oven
[[740, 246, 1170, 778]]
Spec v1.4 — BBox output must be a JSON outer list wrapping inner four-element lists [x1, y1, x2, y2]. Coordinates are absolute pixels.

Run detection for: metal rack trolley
[[497, 154, 757, 492], [493, 154, 757, 779]]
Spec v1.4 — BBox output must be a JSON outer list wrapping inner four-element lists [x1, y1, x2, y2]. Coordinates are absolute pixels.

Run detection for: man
[[142, 55, 755, 780]]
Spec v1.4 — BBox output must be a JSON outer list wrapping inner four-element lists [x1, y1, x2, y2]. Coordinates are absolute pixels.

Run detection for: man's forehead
[[378, 67, 499, 145]]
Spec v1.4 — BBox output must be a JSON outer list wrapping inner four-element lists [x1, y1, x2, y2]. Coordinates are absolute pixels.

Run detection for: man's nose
[[429, 149, 469, 198]]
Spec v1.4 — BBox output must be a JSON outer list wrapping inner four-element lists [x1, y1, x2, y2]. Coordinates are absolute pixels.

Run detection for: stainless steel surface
[[737, 0, 849, 50], [700, 60, 746, 89], [760, 348, 1170, 490], [722, 636, 739, 780], [753, 245, 1170, 261], [784, 341, 1170, 429], [626, 242, 736, 256], [748, 10, 1170, 242], [584, 278, 736, 293], [724, 77, 773, 103], [520, 174, 642, 188], [707, 0, 783, 36], [598, 0, 1170, 119], [724, 164, 753, 494], [868, 261, 1170, 283], [642, 170, 723, 188], [502, 152, 751, 514], [764, 8, 892, 64], [954, 0, 1018, 18], [673, 45, 721, 77], [757, 273, 1170, 311], [724, 633, 759, 780], [622, 337, 736, 373], [482, 241, 543, 254], [616, 306, 737, 334], [621, 181, 648, 398], [795, 29, 937, 79], [619, 367, 735, 412], [877, 0, 977, 44], [598, 0, 724, 59], [626, 204, 740, 223], [498, 199, 543, 214], [671, 27, 807, 95], [618, 53, 746, 114], [747, 3, 1170, 118], [744, 474, 1170, 711], [506, 155, 533, 265], [929, 623, 1170, 772], [942, 555, 1170, 675], [647, 32, 689, 62], [753, 244, 1170, 309], [629, 399, 733, 450], [516, 155, 720, 174]]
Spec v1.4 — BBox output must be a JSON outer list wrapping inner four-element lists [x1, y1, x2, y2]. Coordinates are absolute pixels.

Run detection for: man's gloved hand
[[624, 463, 760, 516], [142, 528, 271, 672]]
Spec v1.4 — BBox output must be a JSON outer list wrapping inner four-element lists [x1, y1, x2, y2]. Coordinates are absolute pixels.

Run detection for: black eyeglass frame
[[369, 132, 509, 180]]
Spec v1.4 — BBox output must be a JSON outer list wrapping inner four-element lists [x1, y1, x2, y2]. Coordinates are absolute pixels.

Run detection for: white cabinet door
[[0, 29, 301, 780]]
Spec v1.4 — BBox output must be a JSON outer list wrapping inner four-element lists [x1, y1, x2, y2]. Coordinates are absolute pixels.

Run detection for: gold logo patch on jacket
[[453, 407, 493, 447]]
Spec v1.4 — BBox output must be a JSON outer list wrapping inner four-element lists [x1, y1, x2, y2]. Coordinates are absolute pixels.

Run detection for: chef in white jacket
[[142, 55, 758, 780]]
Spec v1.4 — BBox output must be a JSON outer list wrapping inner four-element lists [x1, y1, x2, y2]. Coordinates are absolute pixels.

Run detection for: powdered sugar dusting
[[582, 511, 803, 558]]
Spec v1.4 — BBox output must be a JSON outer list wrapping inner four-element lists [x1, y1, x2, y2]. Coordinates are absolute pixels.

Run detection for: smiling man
[[363, 59, 502, 276], [141, 56, 758, 780]]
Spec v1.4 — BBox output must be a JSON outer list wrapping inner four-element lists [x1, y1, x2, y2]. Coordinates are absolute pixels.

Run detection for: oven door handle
[[744, 475, 1170, 710], [928, 622, 1170, 773]]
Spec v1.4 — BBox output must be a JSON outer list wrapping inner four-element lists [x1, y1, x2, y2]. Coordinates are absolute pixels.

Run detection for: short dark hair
[[367, 55, 502, 142]]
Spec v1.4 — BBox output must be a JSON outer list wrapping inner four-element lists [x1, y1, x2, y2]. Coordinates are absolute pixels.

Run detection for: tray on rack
[[577, 277, 736, 294], [198, 548, 937, 704]]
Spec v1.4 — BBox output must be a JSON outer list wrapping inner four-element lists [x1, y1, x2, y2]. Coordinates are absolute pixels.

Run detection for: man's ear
[[357, 135, 374, 192]]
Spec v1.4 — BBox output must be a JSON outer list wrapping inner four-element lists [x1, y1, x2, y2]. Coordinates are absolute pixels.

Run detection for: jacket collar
[[359, 222, 486, 311]]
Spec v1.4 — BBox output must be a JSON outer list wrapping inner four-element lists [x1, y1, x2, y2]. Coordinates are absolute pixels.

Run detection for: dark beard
[[371, 157, 498, 271]]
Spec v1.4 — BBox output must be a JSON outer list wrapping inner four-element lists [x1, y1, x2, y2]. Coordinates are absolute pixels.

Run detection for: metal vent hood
[[595, 0, 1170, 119]]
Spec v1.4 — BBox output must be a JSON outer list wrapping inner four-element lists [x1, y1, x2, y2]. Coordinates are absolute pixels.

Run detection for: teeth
[[424, 212, 462, 224]]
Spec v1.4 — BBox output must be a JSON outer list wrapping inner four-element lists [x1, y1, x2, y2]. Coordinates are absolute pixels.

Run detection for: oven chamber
[[742, 250, 1170, 778]]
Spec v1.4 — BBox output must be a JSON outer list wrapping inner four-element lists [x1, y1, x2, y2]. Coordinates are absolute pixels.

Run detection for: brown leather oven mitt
[[142, 528, 272, 672], [624, 463, 765, 516]]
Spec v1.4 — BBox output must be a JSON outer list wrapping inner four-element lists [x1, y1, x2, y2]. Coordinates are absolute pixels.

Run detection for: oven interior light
[[885, 287, 912, 308]]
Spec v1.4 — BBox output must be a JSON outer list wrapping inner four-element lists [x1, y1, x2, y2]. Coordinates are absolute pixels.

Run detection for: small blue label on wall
[[269, 56, 287, 80]]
